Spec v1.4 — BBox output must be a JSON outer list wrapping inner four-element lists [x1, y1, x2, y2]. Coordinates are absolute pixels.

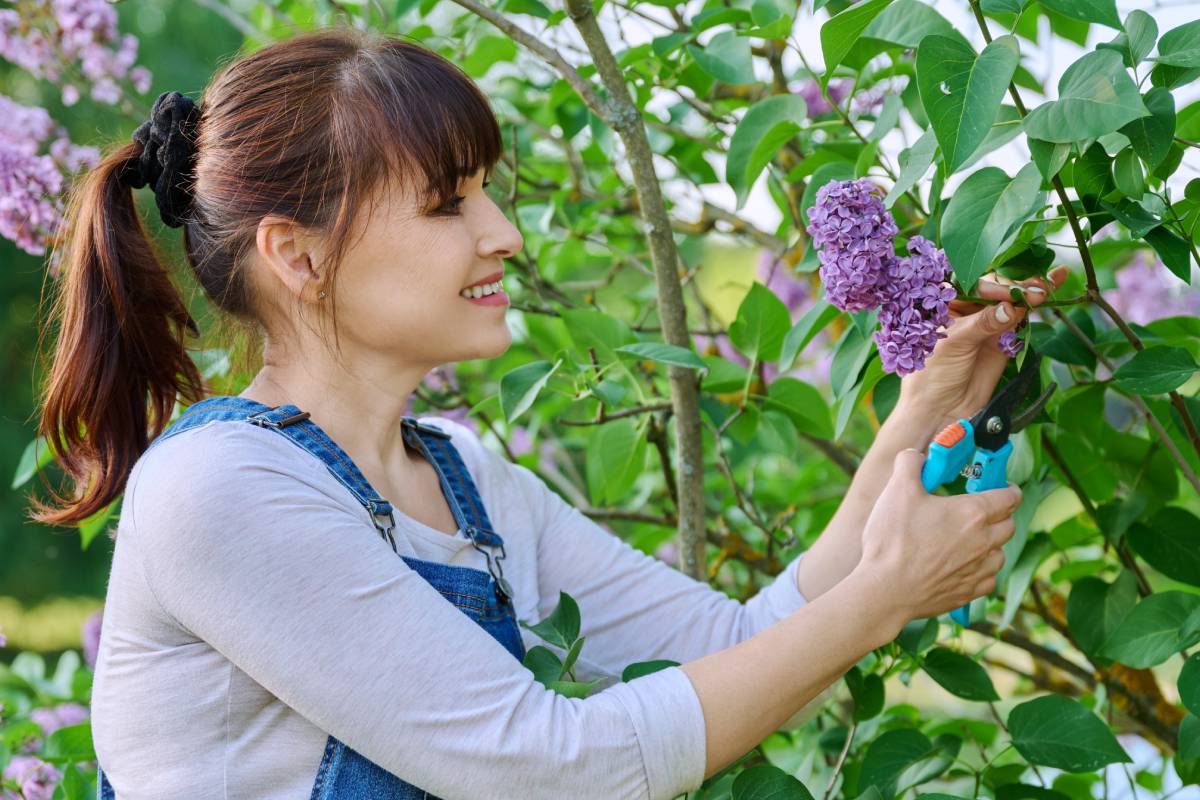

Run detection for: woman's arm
[[794, 399, 939, 602]]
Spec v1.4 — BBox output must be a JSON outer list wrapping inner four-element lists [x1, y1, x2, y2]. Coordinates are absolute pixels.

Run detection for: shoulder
[[126, 419, 355, 535]]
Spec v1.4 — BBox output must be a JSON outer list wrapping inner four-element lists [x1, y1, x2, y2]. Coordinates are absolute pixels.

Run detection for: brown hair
[[30, 26, 503, 528]]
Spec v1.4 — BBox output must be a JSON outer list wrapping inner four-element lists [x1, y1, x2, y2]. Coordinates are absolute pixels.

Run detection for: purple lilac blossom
[[654, 541, 678, 565], [30, 703, 89, 739], [872, 236, 956, 375], [2, 755, 61, 800], [1103, 251, 1200, 325], [508, 426, 533, 458], [791, 78, 851, 118], [0, 624, 6, 648], [82, 608, 102, 669], [0, 94, 100, 257], [0, 0, 152, 107], [806, 178, 900, 313], [998, 330, 1023, 357]]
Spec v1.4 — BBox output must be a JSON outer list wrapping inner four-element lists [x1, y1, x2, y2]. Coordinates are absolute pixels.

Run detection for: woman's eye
[[440, 195, 466, 214]]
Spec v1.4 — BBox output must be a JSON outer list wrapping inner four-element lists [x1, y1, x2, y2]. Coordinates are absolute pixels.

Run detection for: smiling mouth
[[460, 279, 504, 299]]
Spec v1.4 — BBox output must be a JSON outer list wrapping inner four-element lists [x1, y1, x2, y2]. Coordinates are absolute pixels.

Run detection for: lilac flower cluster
[[0, 95, 99, 257], [872, 236, 956, 374], [0, 0, 151, 107], [806, 178, 900, 312], [1104, 251, 1200, 325], [2, 755, 61, 800]]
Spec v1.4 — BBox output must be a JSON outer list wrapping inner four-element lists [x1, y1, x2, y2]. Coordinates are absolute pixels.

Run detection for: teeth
[[460, 279, 503, 299]]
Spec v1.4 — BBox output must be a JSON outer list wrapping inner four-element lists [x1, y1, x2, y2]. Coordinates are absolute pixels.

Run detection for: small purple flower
[[998, 330, 1023, 357], [806, 178, 901, 313], [30, 702, 90, 738], [1103, 251, 1200, 325], [82, 607, 102, 669], [0, 624, 6, 648], [2, 755, 61, 800], [870, 237, 956, 376], [654, 541, 678, 565], [508, 426, 533, 458], [792, 78, 851, 117]]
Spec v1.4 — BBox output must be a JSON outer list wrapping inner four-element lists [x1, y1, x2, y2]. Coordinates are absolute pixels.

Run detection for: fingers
[[987, 517, 1017, 549], [975, 482, 1023, 524]]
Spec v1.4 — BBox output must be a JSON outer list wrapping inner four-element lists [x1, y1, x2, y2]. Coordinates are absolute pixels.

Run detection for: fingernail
[[1025, 286, 1045, 295], [995, 303, 1010, 323]]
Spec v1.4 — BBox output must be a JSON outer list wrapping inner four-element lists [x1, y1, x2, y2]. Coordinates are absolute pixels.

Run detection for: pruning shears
[[919, 348, 1057, 626]]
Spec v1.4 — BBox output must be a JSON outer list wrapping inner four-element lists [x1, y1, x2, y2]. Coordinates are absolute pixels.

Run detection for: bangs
[[343, 38, 504, 213]]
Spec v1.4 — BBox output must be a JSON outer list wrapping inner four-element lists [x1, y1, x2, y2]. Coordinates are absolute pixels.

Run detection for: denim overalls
[[97, 397, 526, 800]]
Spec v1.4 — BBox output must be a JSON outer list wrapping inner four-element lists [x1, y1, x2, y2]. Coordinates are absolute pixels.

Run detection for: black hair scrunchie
[[121, 90, 201, 229]]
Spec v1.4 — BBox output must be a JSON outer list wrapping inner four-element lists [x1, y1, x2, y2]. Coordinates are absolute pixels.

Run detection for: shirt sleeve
[[431, 418, 830, 735], [128, 421, 706, 800]]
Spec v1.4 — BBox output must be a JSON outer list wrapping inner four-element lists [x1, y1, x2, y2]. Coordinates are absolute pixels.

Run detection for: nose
[[483, 203, 523, 260]]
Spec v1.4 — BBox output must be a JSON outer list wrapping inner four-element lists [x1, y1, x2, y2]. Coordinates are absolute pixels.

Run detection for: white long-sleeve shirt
[[90, 414, 816, 799]]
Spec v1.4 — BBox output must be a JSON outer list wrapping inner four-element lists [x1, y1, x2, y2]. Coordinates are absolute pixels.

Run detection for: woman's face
[[258, 166, 523, 374]]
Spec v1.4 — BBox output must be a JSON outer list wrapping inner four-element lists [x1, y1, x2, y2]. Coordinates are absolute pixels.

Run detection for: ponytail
[[28, 140, 204, 529]]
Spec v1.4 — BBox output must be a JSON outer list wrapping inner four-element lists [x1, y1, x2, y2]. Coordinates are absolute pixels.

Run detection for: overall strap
[[151, 398, 511, 595]]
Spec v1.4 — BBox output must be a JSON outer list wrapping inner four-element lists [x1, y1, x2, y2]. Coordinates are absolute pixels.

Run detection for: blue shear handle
[[919, 419, 978, 626], [966, 440, 1013, 493]]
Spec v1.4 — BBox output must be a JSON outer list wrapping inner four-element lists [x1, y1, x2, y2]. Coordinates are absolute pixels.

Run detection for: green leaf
[[1000, 532, 1054, 630], [916, 34, 1020, 175], [621, 659, 679, 682], [727, 95, 808, 210], [829, 324, 875, 401], [860, 0, 962, 49], [1066, 571, 1138, 657], [521, 590, 581, 650], [1127, 507, 1200, 587], [42, 721, 94, 762], [545, 678, 604, 698], [1181, 653, 1200, 717], [820, 0, 895, 88], [1112, 147, 1145, 198], [614, 342, 708, 371], [1155, 20, 1200, 68], [11, 434, 56, 490], [1112, 345, 1199, 395], [729, 282, 792, 362], [765, 378, 834, 439], [885, 129, 937, 207], [1101, 591, 1200, 667], [687, 30, 756, 85], [779, 299, 840, 371], [1037, 0, 1121, 30], [922, 648, 1000, 701], [523, 645, 564, 684], [1008, 695, 1132, 772], [731, 764, 816, 800], [941, 163, 1044, 293], [1120, 87, 1176, 169], [1028, 139, 1071, 182], [1125, 10, 1159, 65], [499, 359, 560, 423], [845, 666, 886, 721], [1182, 714, 1200, 761], [860, 729, 935, 799], [585, 417, 646, 505], [1023, 50, 1150, 143], [1144, 226, 1193, 283]]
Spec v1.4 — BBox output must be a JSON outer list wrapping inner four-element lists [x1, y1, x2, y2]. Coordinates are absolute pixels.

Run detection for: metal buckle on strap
[[464, 525, 513, 603], [367, 498, 399, 554], [400, 417, 452, 439], [246, 408, 311, 428]]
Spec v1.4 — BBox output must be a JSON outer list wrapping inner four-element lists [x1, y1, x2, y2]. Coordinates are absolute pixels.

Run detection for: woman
[[33, 26, 1065, 800]]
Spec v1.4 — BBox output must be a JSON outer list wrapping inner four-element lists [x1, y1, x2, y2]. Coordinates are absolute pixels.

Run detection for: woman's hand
[[895, 266, 1070, 440]]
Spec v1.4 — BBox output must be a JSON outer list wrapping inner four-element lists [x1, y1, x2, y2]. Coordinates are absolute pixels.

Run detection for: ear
[[255, 215, 324, 303]]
